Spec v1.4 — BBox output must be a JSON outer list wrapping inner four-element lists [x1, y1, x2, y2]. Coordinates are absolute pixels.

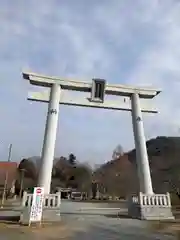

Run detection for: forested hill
[[16, 136, 180, 199], [93, 136, 180, 197]]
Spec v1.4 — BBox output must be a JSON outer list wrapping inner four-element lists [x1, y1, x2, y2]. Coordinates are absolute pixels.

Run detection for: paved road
[[59, 200, 175, 239], [62, 215, 175, 240], [60, 200, 127, 215]]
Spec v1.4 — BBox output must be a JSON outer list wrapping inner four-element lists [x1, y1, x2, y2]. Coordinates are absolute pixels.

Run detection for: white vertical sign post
[[29, 187, 44, 226]]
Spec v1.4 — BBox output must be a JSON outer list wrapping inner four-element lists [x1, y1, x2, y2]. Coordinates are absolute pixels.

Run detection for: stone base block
[[20, 192, 61, 225], [20, 208, 61, 225], [128, 192, 174, 220]]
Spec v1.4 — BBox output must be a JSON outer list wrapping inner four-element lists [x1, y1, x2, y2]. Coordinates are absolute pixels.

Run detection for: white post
[[38, 84, 61, 194], [131, 93, 153, 195]]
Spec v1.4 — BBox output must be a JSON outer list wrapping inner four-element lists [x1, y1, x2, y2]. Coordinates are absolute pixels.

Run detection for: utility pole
[[1, 143, 12, 208], [7, 144, 12, 162]]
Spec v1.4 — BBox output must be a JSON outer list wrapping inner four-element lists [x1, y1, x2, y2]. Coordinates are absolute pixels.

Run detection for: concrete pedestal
[[128, 192, 174, 220], [20, 208, 61, 225], [20, 192, 61, 225]]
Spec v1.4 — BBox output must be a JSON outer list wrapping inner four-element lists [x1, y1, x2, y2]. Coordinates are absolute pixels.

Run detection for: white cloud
[[127, 1, 180, 137], [0, 0, 180, 163]]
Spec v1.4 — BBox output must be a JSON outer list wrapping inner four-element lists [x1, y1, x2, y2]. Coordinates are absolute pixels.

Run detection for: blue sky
[[1, 0, 180, 166]]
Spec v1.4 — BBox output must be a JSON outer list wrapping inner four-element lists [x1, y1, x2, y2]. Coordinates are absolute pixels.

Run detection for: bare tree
[[112, 144, 124, 160], [68, 153, 76, 166]]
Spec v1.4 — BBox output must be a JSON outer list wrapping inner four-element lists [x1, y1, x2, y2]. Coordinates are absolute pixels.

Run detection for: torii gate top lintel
[[22, 71, 161, 99]]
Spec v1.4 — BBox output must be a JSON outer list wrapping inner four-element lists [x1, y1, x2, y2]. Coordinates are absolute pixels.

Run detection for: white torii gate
[[23, 71, 174, 220]]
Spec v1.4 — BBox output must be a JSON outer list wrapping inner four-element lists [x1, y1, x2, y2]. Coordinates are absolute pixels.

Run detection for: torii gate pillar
[[38, 84, 61, 194], [131, 93, 153, 195]]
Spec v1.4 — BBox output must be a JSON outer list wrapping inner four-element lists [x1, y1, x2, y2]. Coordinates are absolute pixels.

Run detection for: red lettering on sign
[[36, 188, 42, 194]]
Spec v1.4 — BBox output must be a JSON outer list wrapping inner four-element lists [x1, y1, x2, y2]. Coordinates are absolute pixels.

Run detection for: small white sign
[[29, 187, 44, 223]]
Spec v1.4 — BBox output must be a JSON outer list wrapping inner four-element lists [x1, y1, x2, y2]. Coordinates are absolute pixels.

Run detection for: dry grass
[[0, 222, 73, 239], [149, 220, 180, 238], [148, 204, 180, 237]]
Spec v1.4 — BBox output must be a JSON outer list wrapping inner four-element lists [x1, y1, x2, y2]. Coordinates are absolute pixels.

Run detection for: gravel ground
[[0, 216, 176, 240], [0, 200, 177, 239]]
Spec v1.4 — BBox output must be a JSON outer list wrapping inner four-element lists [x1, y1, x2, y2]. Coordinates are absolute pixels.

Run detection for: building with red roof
[[0, 162, 18, 196]]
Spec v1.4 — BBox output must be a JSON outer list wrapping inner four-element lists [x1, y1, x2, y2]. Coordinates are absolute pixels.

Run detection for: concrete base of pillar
[[20, 192, 61, 225], [20, 208, 61, 225], [128, 192, 174, 220]]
